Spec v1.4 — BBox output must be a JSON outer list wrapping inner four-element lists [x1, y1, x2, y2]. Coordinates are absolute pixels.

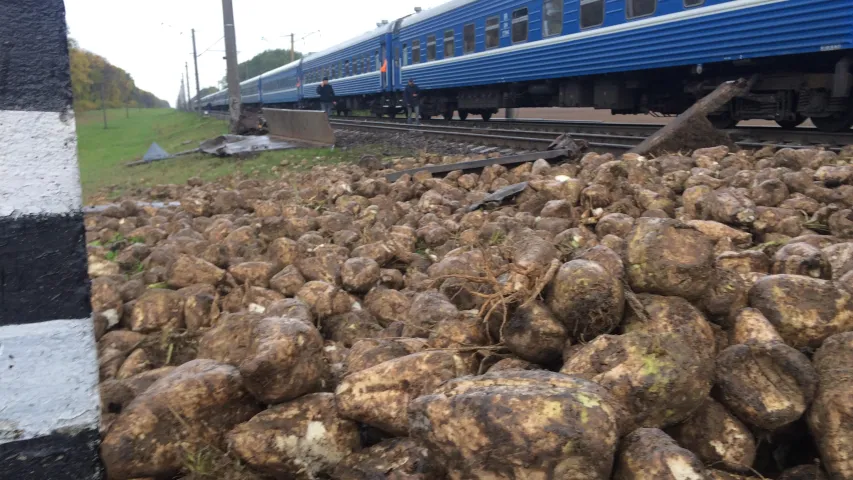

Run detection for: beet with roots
[[546, 259, 624, 341]]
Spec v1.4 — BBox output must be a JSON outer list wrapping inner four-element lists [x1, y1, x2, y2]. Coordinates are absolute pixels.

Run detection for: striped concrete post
[[0, 0, 103, 478]]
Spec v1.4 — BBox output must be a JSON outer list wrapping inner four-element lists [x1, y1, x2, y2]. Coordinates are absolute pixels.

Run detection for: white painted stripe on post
[[0, 319, 100, 444], [0, 110, 83, 217]]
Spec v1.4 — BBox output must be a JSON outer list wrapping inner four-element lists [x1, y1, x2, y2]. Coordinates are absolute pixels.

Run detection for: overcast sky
[[65, 0, 448, 106]]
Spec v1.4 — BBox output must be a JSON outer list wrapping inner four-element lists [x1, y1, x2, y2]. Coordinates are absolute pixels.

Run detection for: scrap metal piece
[[385, 149, 569, 183], [264, 108, 336, 147], [142, 142, 170, 162], [198, 135, 299, 157], [465, 182, 529, 212]]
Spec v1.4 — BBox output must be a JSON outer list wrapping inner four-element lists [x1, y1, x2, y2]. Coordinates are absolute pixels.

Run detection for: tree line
[[69, 38, 169, 111], [218, 48, 302, 88]]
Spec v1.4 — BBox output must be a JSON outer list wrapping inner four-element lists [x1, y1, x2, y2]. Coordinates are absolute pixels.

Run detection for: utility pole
[[192, 28, 202, 115], [185, 62, 191, 111], [222, 0, 242, 133], [100, 83, 108, 129], [291, 33, 295, 63]]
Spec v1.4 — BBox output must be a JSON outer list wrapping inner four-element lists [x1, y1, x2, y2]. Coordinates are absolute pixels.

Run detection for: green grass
[[76, 108, 399, 203]]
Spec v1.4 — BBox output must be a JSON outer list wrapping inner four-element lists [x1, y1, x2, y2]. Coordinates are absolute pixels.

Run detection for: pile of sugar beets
[[87, 144, 853, 480]]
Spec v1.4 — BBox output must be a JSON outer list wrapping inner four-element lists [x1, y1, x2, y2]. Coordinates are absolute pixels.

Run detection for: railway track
[[329, 117, 853, 153], [211, 110, 853, 152], [329, 118, 640, 153]]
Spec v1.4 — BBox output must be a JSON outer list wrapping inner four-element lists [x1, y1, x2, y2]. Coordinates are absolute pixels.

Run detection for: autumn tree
[[67, 38, 169, 111], [219, 48, 302, 86]]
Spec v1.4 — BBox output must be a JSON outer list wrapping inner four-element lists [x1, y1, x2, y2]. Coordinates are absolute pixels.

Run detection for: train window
[[543, 0, 563, 37], [580, 0, 604, 28], [376, 51, 381, 70], [427, 35, 436, 61], [463, 24, 476, 54], [485, 16, 499, 49], [344, 60, 350, 77], [684, 0, 703, 6], [627, 0, 655, 18], [512, 8, 529, 44], [403, 44, 409, 66], [412, 40, 421, 64], [444, 30, 455, 58]]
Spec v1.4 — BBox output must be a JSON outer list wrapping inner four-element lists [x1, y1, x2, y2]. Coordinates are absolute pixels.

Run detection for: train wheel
[[481, 112, 493, 122], [458, 110, 469, 121], [375, 111, 383, 118], [776, 114, 805, 129], [811, 112, 853, 132], [442, 110, 454, 121]]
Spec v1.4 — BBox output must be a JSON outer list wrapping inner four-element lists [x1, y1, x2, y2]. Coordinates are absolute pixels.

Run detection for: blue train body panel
[[302, 24, 392, 100], [397, 0, 853, 90], [261, 59, 302, 104], [305, 72, 383, 98], [239, 75, 262, 106]]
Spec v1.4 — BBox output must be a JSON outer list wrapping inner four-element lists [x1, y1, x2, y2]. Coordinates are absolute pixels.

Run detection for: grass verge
[[76, 108, 397, 204]]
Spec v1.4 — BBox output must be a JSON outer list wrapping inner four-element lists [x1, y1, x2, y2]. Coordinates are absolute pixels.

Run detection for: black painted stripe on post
[[0, 429, 103, 479], [0, 0, 73, 112], [0, 213, 91, 326]]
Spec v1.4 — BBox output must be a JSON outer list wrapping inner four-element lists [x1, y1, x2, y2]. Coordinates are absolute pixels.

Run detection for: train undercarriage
[[390, 51, 853, 131]]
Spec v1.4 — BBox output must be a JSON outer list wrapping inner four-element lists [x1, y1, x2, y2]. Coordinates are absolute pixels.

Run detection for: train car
[[201, 89, 228, 111], [393, 0, 853, 130], [239, 74, 263, 107], [301, 23, 396, 116], [259, 59, 302, 108]]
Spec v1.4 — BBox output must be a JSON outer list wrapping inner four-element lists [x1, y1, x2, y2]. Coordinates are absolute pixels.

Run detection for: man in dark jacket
[[404, 78, 421, 125], [317, 77, 335, 117]]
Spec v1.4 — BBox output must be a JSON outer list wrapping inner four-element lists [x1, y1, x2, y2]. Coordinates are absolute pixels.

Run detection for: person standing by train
[[317, 77, 336, 117], [404, 78, 421, 125]]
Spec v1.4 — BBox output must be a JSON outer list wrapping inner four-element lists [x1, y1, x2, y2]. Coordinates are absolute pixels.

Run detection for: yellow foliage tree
[[68, 38, 169, 111]]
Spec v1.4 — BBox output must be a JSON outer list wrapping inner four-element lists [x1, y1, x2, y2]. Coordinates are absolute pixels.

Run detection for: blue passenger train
[[203, 0, 853, 131]]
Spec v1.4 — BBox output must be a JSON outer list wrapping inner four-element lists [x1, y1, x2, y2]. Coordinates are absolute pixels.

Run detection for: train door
[[380, 44, 387, 90], [394, 44, 402, 89]]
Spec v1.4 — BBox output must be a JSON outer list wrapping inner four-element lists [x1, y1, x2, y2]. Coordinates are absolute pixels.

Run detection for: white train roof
[[400, 0, 480, 29], [302, 23, 394, 64]]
